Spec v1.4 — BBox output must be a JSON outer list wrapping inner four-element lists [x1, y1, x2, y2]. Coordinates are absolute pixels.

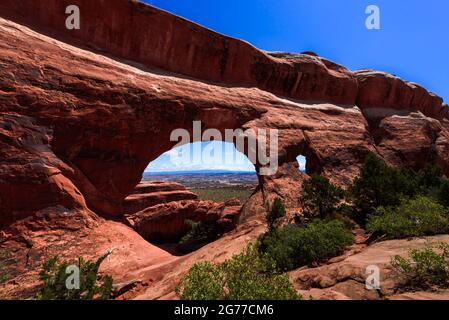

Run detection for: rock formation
[[291, 234, 449, 300], [0, 0, 449, 299], [123, 182, 198, 215]]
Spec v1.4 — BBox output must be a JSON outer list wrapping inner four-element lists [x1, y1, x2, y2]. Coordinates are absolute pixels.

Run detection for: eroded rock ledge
[[0, 0, 447, 119]]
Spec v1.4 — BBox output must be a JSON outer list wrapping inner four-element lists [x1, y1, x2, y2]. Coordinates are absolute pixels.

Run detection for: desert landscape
[[1, 0, 449, 301]]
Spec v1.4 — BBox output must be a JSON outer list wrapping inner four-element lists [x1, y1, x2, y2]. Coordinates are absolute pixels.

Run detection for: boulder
[[0, 0, 449, 299]]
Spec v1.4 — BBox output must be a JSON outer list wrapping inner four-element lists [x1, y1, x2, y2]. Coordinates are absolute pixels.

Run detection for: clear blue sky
[[146, 141, 257, 172], [143, 0, 448, 172]]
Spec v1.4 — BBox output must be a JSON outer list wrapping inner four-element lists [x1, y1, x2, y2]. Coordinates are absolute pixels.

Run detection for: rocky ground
[[1, 0, 449, 300]]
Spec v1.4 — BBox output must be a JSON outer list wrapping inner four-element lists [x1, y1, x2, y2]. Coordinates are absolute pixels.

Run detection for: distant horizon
[[144, 141, 307, 173]]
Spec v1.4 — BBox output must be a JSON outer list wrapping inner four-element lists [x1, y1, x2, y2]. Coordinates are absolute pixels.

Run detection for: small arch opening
[[126, 141, 259, 255]]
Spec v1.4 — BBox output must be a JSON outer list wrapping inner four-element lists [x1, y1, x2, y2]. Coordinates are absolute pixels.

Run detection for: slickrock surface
[[1, 0, 449, 299], [125, 198, 241, 242]]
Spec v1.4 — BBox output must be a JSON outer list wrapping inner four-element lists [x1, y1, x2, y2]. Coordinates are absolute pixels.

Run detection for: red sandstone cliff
[[1, 0, 449, 299]]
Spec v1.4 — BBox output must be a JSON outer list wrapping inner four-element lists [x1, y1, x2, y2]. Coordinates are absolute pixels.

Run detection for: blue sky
[[146, 141, 256, 172], [143, 0, 448, 172]]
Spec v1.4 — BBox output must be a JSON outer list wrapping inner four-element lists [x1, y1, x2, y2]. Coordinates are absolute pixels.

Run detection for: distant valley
[[143, 170, 259, 189], [143, 171, 259, 203]]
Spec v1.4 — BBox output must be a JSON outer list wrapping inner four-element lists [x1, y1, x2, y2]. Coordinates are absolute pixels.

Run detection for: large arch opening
[[143, 141, 258, 203], [124, 141, 259, 255]]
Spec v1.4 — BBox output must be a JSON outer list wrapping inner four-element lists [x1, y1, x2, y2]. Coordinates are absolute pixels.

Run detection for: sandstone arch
[[1, 1, 449, 226]]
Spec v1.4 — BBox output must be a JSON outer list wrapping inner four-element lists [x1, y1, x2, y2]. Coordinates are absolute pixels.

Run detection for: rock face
[[125, 199, 241, 242], [355, 70, 448, 120], [122, 182, 241, 242], [2, 0, 447, 119], [123, 182, 198, 215], [0, 0, 449, 299]]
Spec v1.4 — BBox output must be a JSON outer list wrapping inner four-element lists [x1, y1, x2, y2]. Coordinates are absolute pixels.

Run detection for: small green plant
[[391, 243, 449, 290], [349, 153, 396, 216], [37, 252, 113, 300], [266, 198, 286, 231], [176, 244, 301, 300], [258, 220, 353, 271], [300, 175, 344, 219], [0, 270, 6, 284], [179, 219, 219, 245], [0, 249, 9, 284], [367, 196, 449, 239], [349, 153, 427, 224]]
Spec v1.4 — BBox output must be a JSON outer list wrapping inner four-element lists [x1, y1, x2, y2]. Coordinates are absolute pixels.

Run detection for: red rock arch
[[0, 0, 448, 228]]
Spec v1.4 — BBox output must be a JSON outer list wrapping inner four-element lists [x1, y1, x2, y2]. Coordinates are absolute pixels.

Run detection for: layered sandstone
[[125, 199, 241, 242]]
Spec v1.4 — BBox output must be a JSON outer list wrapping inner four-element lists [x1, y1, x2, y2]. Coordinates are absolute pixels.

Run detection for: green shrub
[[179, 219, 219, 245], [349, 153, 425, 224], [349, 153, 397, 215], [438, 179, 449, 207], [176, 244, 301, 300], [391, 243, 449, 290], [367, 196, 449, 239], [398, 167, 424, 196], [37, 252, 113, 300], [258, 220, 353, 271], [300, 175, 344, 219], [267, 198, 286, 231], [0, 270, 6, 284]]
